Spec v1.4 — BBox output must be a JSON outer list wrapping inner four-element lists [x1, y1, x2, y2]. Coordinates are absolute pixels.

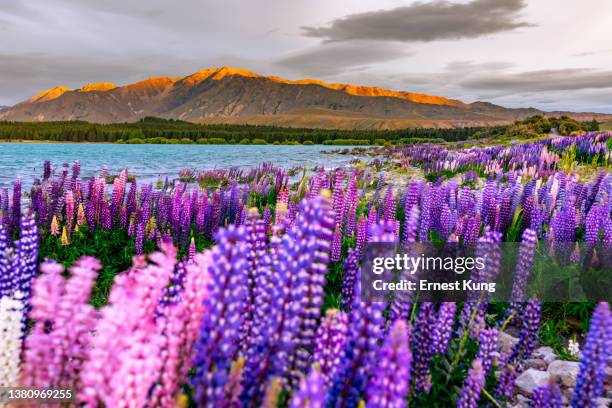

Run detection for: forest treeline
[[0, 117, 498, 144], [0, 116, 601, 144]]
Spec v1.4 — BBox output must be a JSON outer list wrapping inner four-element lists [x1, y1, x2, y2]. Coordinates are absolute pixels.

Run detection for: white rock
[[499, 332, 520, 353], [533, 346, 557, 364], [548, 360, 580, 387], [515, 369, 551, 396], [596, 397, 611, 408], [524, 358, 547, 371]]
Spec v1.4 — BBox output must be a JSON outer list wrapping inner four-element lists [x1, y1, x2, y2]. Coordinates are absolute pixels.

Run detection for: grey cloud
[[571, 49, 612, 57], [460, 68, 612, 92], [302, 0, 532, 43], [276, 42, 410, 77]]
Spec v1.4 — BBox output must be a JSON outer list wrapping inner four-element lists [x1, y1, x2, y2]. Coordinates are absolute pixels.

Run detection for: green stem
[[482, 388, 502, 408], [450, 294, 485, 372]]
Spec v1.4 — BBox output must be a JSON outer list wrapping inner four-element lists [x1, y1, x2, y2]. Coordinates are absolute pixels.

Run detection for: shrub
[[239, 138, 250, 145], [302, 140, 314, 145], [208, 138, 227, 144], [252, 138, 267, 145], [179, 138, 193, 144], [126, 138, 144, 144], [196, 138, 208, 144]]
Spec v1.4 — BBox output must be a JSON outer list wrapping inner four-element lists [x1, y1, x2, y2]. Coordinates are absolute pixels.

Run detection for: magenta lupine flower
[[151, 252, 212, 406], [532, 382, 562, 408], [21, 257, 100, 389], [411, 302, 436, 394], [457, 359, 485, 408], [290, 368, 327, 408], [193, 224, 250, 407], [188, 237, 197, 262], [331, 223, 343, 262], [312, 309, 349, 388], [571, 302, 612, 407], [432, 302, 457, 355], [79, 245, 177, 407], [475, 328, 498, 374], [355, 214, 367, 254], [366, 319, 412, 408]]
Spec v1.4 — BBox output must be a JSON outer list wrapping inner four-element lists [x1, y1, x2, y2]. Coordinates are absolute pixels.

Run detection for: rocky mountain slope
[[1, 67, 609, 129]]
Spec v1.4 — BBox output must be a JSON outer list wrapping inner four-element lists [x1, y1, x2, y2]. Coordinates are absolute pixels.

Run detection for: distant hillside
[[1, 67, 610, 129]]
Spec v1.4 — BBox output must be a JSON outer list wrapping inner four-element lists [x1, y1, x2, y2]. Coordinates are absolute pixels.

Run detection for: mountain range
[[1, 67, 610, 129]]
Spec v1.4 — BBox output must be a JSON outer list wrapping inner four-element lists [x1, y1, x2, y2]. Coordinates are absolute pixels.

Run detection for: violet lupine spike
[[332, 170, 345, 227], [495, 363, 517, 400], [312, 309, 349, 388], [192, 224, 250, 407], [341, 248, 360, 312], [510, 299, 541, 363], [290, 368, 327, 408], [331, 223, 343, 262], [286, 194, 335, 387], [475, 328, 498, 374], [366, 319, 412, 408], [456, 359, 486, 408], [402, 205, 419, 243], [532, 382, 562, 408], [11, 179, 21, 233], [432, 302, 457, 355], [383, 188, 396, 222], [411, 302, 436, 394], [242, 193, 333, 404], [571, 302, 612, 408]]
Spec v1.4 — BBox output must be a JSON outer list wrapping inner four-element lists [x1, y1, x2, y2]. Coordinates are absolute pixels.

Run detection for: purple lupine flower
[[43, 160, 52, 180], [11, 179, 21, 232], [571, 302, 612, 407], [242, 194, 333, 404], [476, 328, 498, 374], [495, 363, 517, 399], [457, 359, 485, 408], [419, 188, 432, 241], [100, 200, 112, 230], [135, 218, 145, 255], [366, 319, 412, 408], [383, 188, 396, 222], [402, 205, 419, 243], [312, 309, 349, 388], [332, 170, 345, 227], [411, 302, 436, 394], [331, 223, 342, 262], [290, 368, 327, 408], [193, 224, 250, 407], [341, 248, 360, 312], [510, 299, 541, 362], [511, 228, 538, 302], [432, 302, 457, 355], [532, 382, 562, 408]]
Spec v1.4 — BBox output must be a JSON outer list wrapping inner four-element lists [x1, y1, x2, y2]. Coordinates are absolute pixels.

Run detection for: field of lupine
[[1, 131, 611, 407]]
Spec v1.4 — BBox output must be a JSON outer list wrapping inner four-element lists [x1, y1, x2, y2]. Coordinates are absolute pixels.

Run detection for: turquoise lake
[[0, 143, 359, 189]]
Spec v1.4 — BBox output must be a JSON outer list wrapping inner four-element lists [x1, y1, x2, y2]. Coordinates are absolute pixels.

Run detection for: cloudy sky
[[1, 0, 611, 112]]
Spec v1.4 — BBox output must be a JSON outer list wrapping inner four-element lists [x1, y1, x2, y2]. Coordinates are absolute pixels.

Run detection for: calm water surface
[[0, 143, 359, 189]]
